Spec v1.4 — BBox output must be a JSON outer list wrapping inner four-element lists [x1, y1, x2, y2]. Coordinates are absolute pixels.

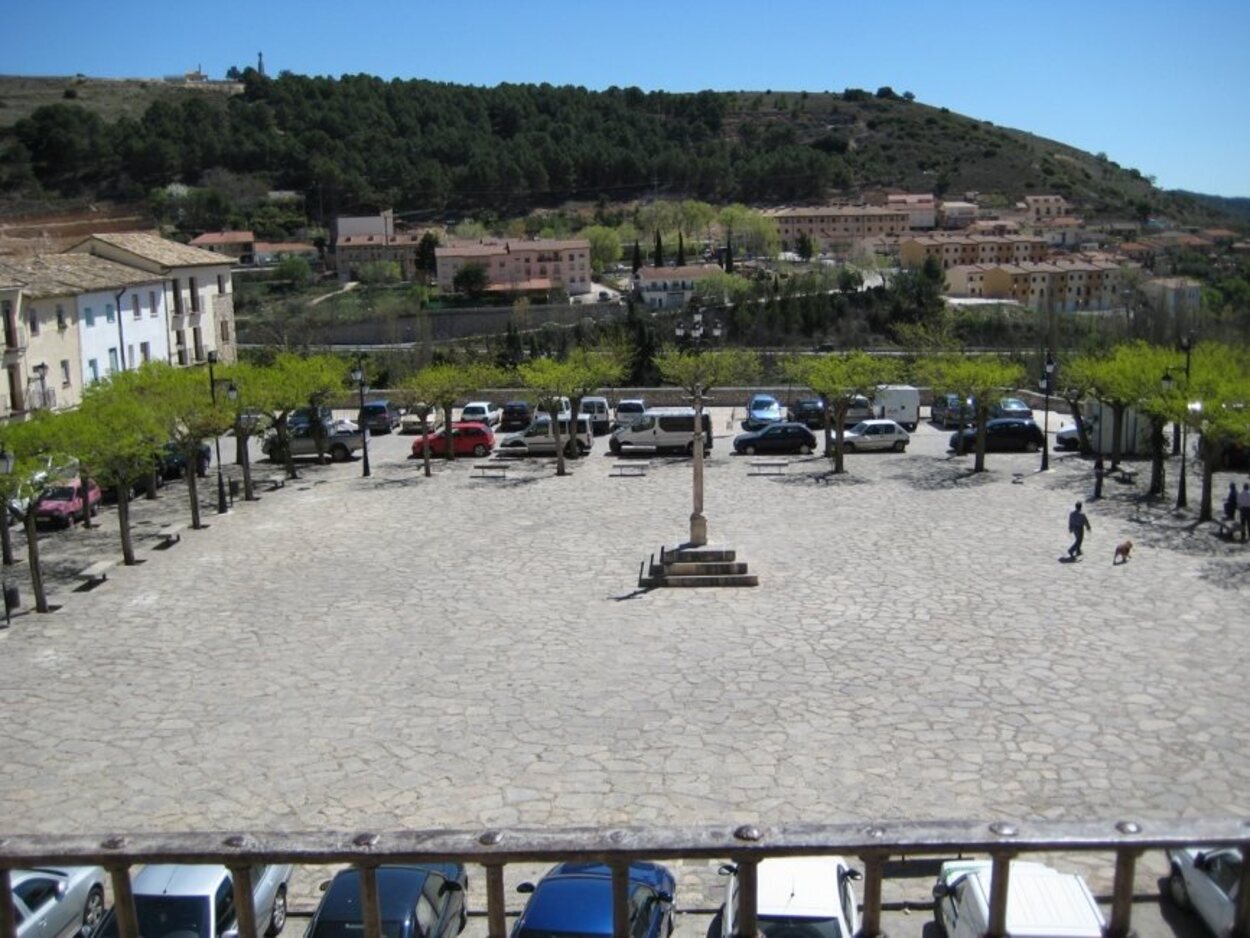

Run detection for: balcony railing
[[0, 818, 1247, 938]]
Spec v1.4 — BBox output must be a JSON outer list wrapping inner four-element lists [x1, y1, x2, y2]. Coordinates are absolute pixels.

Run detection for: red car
[[33, 477, 102, 527], [410, 421, 495, 458]]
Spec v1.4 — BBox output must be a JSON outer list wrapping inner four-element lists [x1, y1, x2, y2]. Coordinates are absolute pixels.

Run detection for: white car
[[400, 406, 442, 434], [720, 856, 861, 938], [933, 860, 1104, 938], [11, 867, 107, 938], [1166, 846, 1242, 937], [841, 419, 910, 452], [1056, 415, 1098, 450], [460, 401, 501, 426]]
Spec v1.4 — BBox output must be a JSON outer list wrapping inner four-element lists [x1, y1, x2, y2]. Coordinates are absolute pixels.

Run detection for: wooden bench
[[611, 462, 649, 478], [749, 460, 788, 476], [264, 474, 287, 491], [155, 523, 185, 549], [472, 463, 509, 480], [76, 560, 115, 588]]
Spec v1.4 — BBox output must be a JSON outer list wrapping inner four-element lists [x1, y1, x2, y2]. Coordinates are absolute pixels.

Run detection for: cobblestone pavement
[[1, 409, 1247, 932]]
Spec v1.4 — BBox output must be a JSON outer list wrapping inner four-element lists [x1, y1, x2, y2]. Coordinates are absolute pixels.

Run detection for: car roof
[[756, 857, 848, 917], [362, 400, 392, 407], [750, 394, 778, 403], [464, 401, 492, 407], [319, 866, 443, 922], [853, 419, 901, 427], [132, 865, 229, 898], [521, 863, 671, 934]]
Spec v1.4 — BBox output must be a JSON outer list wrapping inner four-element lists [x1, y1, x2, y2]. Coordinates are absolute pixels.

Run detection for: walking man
[[1068, 501, 1091, 559], [1238, 483, 1250, 543]]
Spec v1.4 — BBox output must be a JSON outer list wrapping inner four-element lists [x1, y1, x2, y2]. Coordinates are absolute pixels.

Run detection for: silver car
[[95, 864, 293, 938], [1166, 846, 1242, 937], [12, 867, 107, 938], [841, 419, 910, 452]]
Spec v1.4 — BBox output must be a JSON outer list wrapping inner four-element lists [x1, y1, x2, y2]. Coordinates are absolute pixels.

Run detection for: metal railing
[[1, 818, 1247, 938]]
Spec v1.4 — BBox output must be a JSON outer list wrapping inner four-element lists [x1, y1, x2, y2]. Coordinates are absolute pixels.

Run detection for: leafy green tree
[[221, 362, 267, 501], [396, 370, 445, 478], [694, 272, 753, 307], [453, 263, 490, 297], [416, 231, 440, 273], [837, 267, 862, 293], [564, 346, 628, 461], [915, 355, 1025, 472], [677, 232, 686, 267], [276, 256, 313, 289], [420, 362, 501, 462], [255, 354, 347, 479], [653, 230, 664, 268], [582, 225, 621, 275], [796, 232, 814, 261], [656, 347, 760, 545], [519, 357, 582, 477], [631, 240, 643, 274], [358, 260, 402, 285], [784, 352, 901, 472], [0, 415, 67, 612]]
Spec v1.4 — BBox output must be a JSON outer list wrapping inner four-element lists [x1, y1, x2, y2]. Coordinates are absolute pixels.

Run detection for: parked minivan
[[609, 408, 714, 455], [579, 396, 612, 435], [358, 399, 401, 434], [499, 414, 594, 456], [933, 860, 1104, 938], [872, 385, 920, 431]]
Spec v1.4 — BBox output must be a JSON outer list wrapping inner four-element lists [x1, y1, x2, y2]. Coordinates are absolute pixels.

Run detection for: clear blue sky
[[8, 0, 1250, 197]]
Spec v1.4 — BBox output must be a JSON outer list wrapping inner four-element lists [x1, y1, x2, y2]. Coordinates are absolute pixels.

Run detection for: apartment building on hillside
[[946, 259, 1125, 312], [334, 231, 428, 283], [900, 234, 1048, 270], [1024, 194, 1071, 221], [768, 205, 911, 254], [633, 265, 722, 310], [435, 239, 593, 296]]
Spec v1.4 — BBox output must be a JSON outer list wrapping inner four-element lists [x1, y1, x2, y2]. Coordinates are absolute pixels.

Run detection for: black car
[[159, 442, 211, 480], [931, 393, 974, 429], [949, 418, 1045, 452], [499, 400, 533, 432], [307, 865, 467, 938], [787, 398, 826, 429], [734, 422, 818, 455]]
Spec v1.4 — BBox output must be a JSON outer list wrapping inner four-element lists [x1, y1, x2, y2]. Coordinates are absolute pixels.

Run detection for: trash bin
[[229, 480, 241, 498]]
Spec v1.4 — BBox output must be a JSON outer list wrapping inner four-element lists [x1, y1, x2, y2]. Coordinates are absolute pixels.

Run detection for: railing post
[[858, 855, 886, 938], [229, 865, 259, 938], [485, 865, 507, 938], [109, 866, 139, 938], [612, 862, 630, 938], [1234, 846, 1250, 938], [357, 865, 383, 938], [0, 869, 15, 938], [1106, 848, 1140, 938], [733, 859, 759, 938], [984, 853, 1013, 938]]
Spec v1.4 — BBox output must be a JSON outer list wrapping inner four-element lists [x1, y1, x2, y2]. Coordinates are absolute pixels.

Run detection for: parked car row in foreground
[[11, 845, 1240, 938]]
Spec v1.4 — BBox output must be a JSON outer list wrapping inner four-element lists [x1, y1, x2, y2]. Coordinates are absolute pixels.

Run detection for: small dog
[[1113, 539, 1133, 565]]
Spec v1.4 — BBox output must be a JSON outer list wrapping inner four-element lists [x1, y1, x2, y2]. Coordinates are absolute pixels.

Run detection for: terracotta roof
[[337, 232, 425, 247], [0, 254, 160, 299], [435, 242, 508, 258], [190, 231, 255, 246], [636, 265, 721, 280], [72, 232, 228, 267], [769, 205, 910, 218], [254, 241, 315, 253], [1202, 228, 1237, 238]]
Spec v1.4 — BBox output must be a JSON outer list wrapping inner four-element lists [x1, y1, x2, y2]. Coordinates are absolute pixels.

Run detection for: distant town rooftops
[[0, 254, 160, 298], [72, 231, 228, 267]]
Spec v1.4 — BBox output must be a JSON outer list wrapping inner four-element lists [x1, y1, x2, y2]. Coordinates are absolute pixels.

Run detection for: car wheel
[[932, 901, 948, 938], [609, 438, 622, 455], [331, 444, 350, 462], [90, 501, 99, 516], [893, 441, 906, 452], [744, 445, 756, 456], [844, 442, 856, 452], [472, 444, 488, 457], [81, 886, 105, 938], [799, 444, 813, 455], [1025, 441, 1040, 453], [266, 886, 287, 937], [1167, 868, 1190, 909]]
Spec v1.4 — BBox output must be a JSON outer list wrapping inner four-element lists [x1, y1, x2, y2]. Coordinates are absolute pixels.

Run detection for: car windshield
[[619, 403, 643, 413], [40, 486, 75, 501], [759, 916, 843, 938], [751, 398, 776, 410], [311, 920, 407, 938], [98, 896, 212, 938], [848, 422, 868, 435]]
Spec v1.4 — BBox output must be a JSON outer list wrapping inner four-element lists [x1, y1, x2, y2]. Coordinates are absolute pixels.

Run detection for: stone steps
[[639, 545, 758, 588]]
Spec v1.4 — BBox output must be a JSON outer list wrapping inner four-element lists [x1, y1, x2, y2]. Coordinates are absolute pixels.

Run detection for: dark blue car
[[307, 865, 467, 938], [512, 862, 675, 938]]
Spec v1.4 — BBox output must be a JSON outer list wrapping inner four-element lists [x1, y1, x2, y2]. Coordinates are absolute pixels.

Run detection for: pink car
[[33, 477, 102, 527]]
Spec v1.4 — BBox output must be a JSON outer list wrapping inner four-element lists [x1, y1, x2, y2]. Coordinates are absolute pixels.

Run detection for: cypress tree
[[677, 232, 686, 266], [631, 239, 642, 273], [653, 230, 663, 268], [724, 236, 735, 273]]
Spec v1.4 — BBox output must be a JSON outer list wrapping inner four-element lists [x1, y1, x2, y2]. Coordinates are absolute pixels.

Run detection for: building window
[[55, 304, 67, 331], [189, 277, 200, 312], [108, 348, 119, 373], [217, 274, 226, 294], [149, 290, 159, 316], [88, 359, 99, 382], [60, 359, 71, 386], [140, 342, 151, 363], [220, 320, 230, 341], [133, 295, 142, 319], [28, 310, 39, 336], [105, 303, 115, 324], [84, 306, 95, 327]]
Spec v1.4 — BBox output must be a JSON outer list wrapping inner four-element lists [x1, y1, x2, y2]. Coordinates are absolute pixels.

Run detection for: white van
[[874, 385, 920, 431], [609, 407, 714, 455], [499, 414, 593, 456], [933, 860, 1105, 938], [579, 396, 611, 435]]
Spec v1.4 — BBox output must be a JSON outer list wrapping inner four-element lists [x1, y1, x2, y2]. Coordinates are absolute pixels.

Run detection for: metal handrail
[[0, 819, 1247, 938]]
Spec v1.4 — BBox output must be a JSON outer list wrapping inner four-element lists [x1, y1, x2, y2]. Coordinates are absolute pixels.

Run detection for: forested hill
[[0, 71, 1228, 224]]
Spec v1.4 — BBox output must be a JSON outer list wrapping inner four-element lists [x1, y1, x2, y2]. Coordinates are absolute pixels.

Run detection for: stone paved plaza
[[1, 409, 1247, 932]]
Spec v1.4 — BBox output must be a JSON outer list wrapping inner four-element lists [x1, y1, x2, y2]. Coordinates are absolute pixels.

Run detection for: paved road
[[0, 409, 1246, 935]]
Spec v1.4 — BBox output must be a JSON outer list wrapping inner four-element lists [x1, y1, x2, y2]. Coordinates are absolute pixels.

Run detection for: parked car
[[788, 398, 826, 429], [499, 401, 534, 432], [33, 478, 102, 527], [989, 397, 1034, 421], [873, 385, 920, 431], [743, 394, 783, 430], [359, 399, 402, 433], [512, 862, 674, 938], [931, 393, 975, 429], [719, 856, 860, 938], [8, 455, 81, 521], [579, 396, 612, 435], [262, 420, 364, 462], [841, 419, 910, 452], [840, 394, 875, 427], [613, 399, 647, 428], [734, 422, 818, 456], [95, 863, 293, 938], [1056, 414, 1098, 450], [610, 408, 713, 455], [949, 418, 1045, 453], [459, 401, 502, 427], [307, 865, 467, 938], [500, 415, 593, 457], [11, 866, 107, 938], [159, 441, 212, 480], [1165, 846, 1243, 938], [933, 860, 1104, 938], [400, 406, 442, 434], [409, 422, 495, 458]]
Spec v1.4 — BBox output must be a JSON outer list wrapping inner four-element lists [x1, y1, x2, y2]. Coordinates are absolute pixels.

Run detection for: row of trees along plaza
[[3, 337, 1246, 611]]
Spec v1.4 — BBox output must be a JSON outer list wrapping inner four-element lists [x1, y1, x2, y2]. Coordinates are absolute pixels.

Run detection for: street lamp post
[[675, 310, 722, 547], [1163, 334, 1194, 510], [1040, 350, 1055, 472], [351, 355, 371, 478], [207, 352, 228, 515]]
